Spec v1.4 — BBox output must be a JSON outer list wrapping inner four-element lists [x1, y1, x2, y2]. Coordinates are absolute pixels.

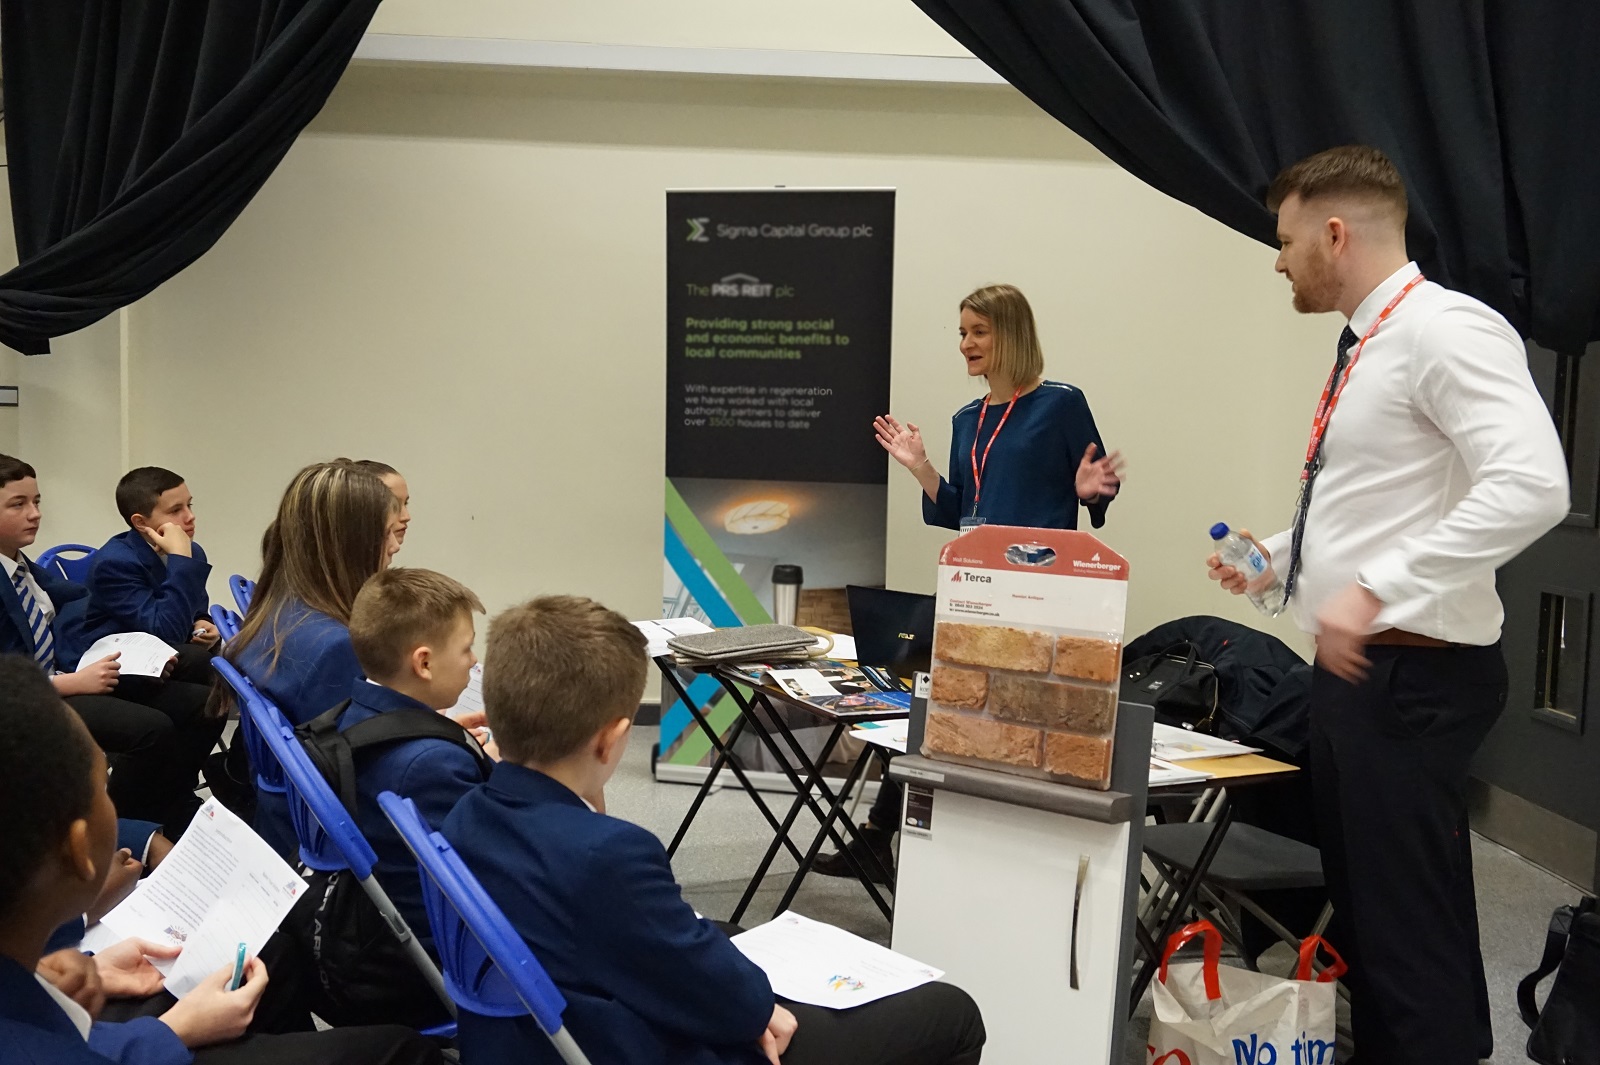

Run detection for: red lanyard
[[1301, 273, 1426, 479], [970, 388, 1022, 511]]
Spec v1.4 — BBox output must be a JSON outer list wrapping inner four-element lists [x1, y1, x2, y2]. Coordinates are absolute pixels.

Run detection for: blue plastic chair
[[209, 605, 242, 642], [379, 791, 592, 1065], [35, 544, 96, 583], [211, 659, 287, 795], [242, 692, 457, 1036], [229, 574, 255, 614]]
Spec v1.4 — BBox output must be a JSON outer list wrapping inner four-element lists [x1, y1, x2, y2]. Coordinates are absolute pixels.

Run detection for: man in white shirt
[[1207, 146, 1568, 1065]]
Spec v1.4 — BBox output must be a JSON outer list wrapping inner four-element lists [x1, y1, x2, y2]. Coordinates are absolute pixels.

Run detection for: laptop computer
[[846, 585, 936, 692]]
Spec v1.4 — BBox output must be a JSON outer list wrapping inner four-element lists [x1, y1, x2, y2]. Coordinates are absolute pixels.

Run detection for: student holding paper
[[443, 595, 986, 1065], [64, 467, 220, 681], [0, 455, 219, 832], [0, 656, 444, 1065]]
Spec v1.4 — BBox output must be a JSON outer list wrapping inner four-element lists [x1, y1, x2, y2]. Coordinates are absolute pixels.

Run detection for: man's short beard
[[1291, 257, 1339, 314]]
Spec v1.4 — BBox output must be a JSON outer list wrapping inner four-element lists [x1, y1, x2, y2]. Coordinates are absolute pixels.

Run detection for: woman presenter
[[875, 283, 1123, 530]]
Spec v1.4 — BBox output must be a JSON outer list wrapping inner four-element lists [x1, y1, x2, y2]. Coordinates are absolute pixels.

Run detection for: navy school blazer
[[233, 598, 364, 858], [64, 530, 211, 665], [338, 678, 488, 955], [0, 553, 88, 664], [442, 763, 774, 1065], [0, 955, 192, 1065]]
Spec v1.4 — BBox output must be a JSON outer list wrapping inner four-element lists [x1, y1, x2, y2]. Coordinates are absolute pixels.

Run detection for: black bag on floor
[[281, 700, 492, 1026], [1121, 641, 1220, 731], [1519, 895, 1600, 1065]]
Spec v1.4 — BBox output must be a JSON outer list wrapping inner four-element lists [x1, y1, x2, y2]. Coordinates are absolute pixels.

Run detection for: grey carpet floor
[[614, 726, 1582, 1065]]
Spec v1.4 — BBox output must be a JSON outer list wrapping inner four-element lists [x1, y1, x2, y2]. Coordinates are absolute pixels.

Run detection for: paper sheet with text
[[85, 798, 305, 997], [633, 616, 714, 658], [446, 662, 484, 717], [733, 911, 943, 1009], [76, 632, 179, 677]]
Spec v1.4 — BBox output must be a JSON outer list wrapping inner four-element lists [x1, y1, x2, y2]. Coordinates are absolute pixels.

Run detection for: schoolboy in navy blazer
[[442, 595, 985, 1065], [445, 762, 776, 1065], [341, 679, 485, 950], [69, 529, 210, 664], [64, 468, 218, 670], [0, 551, 87, 660]]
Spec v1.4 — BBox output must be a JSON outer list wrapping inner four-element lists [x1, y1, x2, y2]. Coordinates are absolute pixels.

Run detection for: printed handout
[[733, 911, 944, 1009], [633, 616, 714, 658], [851, 718, 909, 753], [76, 632, 179, 677], [447, 662, 484, 717], [84, 799, 305, 997], [1150, 722, 1260, 762]]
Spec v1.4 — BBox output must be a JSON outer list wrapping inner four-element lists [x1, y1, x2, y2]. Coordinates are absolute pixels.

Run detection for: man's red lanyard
[[1301, 273, 1426, 480], [970, 389, 1022, 516]]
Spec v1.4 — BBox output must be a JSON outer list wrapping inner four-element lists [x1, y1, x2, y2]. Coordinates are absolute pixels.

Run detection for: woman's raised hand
[[874, 415, 928, 470]]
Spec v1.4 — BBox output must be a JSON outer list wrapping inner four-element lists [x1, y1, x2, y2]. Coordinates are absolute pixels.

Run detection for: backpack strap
[[341, 709, 496, 782], [299, 700, 361, 813], [295, 702, 494, 816], [1518, 899, 1595, 1027]]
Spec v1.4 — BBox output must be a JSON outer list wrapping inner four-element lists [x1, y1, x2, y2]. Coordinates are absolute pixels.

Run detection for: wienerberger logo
[[1072, 558, 1123, 573]]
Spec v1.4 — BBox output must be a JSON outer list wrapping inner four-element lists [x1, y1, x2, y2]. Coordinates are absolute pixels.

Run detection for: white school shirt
[[1, 551, 55, 622], [1260, 262, 1569, 646], [36, 973, 93, 1039]]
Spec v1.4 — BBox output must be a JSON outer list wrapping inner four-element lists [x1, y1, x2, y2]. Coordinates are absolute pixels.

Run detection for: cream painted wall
[[369, 0, 972, 57], [19, 63, 1328, 654]]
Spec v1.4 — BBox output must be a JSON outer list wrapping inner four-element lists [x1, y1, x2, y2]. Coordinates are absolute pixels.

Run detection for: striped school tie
[[13, 565, 55, 673]]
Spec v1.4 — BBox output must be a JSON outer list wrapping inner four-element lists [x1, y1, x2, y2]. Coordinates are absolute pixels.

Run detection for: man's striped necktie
[[13, 565, 55, 673]]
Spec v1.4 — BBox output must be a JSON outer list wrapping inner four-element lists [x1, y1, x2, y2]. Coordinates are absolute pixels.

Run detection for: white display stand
[[890, 702, 1153, 1065]]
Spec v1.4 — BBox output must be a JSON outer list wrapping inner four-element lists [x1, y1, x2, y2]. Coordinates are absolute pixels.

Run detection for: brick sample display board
[[921, 525, 1128, 790]]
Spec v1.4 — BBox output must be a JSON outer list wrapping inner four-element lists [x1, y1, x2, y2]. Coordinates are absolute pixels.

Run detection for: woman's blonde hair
[[960, 283, 1045, 387], [227, 460, 398, 671]]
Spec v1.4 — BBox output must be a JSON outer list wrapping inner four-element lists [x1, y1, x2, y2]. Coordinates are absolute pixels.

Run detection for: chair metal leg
[[547, 1026, 595, 1065]]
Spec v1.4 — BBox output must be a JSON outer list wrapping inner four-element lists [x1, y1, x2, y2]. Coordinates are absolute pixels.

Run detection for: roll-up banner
[[660, 189, 896, 775]]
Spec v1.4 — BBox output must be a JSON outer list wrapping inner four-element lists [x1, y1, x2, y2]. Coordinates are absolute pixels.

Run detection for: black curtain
[[0, 0, 382, 355], [908, 0, 1600, 354]]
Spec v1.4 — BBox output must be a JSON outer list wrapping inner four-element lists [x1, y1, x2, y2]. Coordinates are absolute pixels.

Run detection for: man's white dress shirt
[[1262, 262, 1570, 645]]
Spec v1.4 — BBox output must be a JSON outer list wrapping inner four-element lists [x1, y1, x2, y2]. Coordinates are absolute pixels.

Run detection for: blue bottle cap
[[1209, 523, 1230, 540]]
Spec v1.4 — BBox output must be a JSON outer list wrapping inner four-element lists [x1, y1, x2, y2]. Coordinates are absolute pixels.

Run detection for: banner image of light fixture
[[724, 500, 790, 534]]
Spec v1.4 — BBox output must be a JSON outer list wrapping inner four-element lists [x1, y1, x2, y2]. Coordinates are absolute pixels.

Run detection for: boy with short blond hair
[[289, 567, 492, 1027], [443, 595, 986, 1065]]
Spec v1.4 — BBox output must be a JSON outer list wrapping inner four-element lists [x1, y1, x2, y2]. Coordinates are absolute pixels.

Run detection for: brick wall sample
[[923, 710, 1042, 768], [929, 665, 990, 710], [988, 674, 1116, 733], [1043, 731, 1112, 785], [934, 622, 1052, 673], [1052, 636, 1122, 684]]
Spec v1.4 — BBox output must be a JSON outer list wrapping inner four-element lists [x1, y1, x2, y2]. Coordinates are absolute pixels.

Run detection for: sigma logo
[[687, 217, 710, 242], [950, 570, 992, 584]]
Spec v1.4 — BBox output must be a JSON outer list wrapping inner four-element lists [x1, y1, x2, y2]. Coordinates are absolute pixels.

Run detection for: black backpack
[[1121, 641, 1220, 731], [282, 700, 493, 1027], [1519, 896, 1600, 1065]]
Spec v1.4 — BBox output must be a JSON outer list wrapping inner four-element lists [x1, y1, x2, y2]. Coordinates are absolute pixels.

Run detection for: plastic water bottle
[[1209, 523, 1286, 617]]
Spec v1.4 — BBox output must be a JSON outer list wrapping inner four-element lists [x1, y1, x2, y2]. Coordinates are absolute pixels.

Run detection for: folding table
[[653, 657, 906, 923]]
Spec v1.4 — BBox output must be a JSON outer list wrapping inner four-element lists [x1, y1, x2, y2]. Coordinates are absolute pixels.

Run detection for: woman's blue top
[[923, 380, 1113, 531]]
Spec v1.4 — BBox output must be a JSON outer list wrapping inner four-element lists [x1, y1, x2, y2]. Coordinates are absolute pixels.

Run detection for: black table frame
[[1128, 764, 1303, 1015], [654, 658, 902, 924]]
